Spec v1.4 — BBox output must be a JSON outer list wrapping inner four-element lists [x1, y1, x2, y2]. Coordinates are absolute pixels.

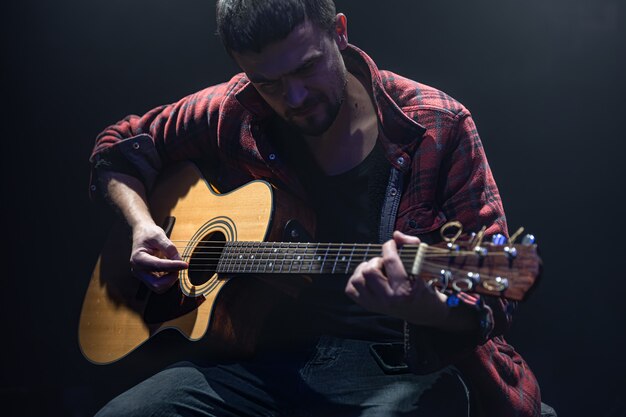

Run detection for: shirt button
[[268, 153, 276, 161], [132, 142, 140, 150], [90, 184, 97, 191], [397, 156, 405, 166], [389, 187, 398, 196]]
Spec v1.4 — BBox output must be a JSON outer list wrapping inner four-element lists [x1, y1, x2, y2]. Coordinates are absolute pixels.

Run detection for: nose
[[283, 77, 307, 109]]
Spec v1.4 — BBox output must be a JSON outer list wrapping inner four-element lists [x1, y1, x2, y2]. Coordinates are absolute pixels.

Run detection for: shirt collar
[[234, 44, 426, 168]]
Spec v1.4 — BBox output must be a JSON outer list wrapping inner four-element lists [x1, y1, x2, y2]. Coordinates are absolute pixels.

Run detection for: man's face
[[232, 17, 348, 136]]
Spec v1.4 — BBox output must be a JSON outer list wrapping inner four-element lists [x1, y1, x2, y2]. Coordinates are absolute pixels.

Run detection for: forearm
[[101, 170, 156, 230]]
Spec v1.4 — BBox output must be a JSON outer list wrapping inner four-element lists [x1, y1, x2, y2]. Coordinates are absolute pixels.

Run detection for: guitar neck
[[216, 242, 410, 275]]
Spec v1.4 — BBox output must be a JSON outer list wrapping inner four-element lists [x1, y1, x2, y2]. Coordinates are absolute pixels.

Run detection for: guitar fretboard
[[216, 242, 415, 275]]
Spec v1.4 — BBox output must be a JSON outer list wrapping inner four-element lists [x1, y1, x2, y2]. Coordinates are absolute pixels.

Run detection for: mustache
[[285, 98, 322, 118]]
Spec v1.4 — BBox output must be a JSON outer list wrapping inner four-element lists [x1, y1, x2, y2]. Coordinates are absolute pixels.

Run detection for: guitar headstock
[[417, 224, 541, 302]]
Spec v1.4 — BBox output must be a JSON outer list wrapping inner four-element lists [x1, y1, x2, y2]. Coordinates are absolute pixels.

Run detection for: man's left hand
[[345, 231, 450, 328]]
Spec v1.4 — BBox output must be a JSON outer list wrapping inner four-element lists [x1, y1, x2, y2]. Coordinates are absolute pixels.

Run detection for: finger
[[346, 258, 392, 311], [132, 251, 188, 271], [360, 270, 393, 300], [345, 261, 377, 301], [360, 258, 393, 297], [160, 237, 185, 262], [346, 275, 378, 311], [381, 239, 410, 293], [345, 277, 360, 300], [392, 230, 421, 247]]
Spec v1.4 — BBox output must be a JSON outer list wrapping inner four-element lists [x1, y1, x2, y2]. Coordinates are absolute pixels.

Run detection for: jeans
[[95, 336, 470, 417]]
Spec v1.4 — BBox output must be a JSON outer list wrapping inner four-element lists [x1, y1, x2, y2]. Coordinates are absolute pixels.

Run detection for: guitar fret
[[283, 243, 292, 272], [331, 243, 343, 274], [284, 243, 291, 272], [291, 243, 299, 273], [320, 244, 331, 274], [261, 243, 266, 273], [238, 242, 244, 273], [222, 243, 228, 273], [296, 243, 307, 273], [303, 243, 312, 271], [232, 241, 239, 273], [276, 244, 285, 273], [224, 242, 231, 273], [232, 243, 239, 273], [244, 242, 254, 272], [225, 242, 232, 273], [345, 244, 356, 274], [268, 243, 277, 272], [309, 243, 318, 273], [218, 242, 408, 276], [249, 243, 257, 273], [251, 242, 258, 273]]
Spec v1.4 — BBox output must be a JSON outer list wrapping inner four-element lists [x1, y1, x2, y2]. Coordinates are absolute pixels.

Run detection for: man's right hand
[[130, 223, 189, 294], [100, 171, 188, 294]]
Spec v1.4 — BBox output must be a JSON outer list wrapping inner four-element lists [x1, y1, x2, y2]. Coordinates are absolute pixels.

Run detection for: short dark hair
[[216, 0, 337, 53]]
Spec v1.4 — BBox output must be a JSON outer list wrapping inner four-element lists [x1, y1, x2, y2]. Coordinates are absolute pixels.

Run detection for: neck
[[303, 72, 379, 175], [216, 241, 418, 275]]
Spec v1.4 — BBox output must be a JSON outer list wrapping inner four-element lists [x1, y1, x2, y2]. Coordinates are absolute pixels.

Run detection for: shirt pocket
[[397, 203, 447, 238]]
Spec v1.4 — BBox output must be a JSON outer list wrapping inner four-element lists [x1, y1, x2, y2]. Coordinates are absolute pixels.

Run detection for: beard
[[284, 70, 348, 136]]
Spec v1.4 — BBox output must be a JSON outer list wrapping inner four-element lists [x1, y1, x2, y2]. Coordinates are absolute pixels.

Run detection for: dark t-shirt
[[260, 121, 404, 347]]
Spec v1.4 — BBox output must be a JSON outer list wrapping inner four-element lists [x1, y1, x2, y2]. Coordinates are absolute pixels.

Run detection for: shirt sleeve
[[404, 112, 541, 416], [88, 81, 235, 200], [405, 112, 513, 361]]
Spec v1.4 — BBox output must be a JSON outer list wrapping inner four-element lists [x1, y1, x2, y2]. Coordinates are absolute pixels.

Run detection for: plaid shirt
[[90, 44, 541, 417]]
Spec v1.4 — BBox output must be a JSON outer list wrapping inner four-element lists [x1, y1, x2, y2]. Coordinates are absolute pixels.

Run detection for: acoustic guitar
[[79, 162, 540, 364]]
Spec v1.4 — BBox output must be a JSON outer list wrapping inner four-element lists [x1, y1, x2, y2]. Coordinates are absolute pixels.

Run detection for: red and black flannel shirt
[[90, 44, 541, 417]]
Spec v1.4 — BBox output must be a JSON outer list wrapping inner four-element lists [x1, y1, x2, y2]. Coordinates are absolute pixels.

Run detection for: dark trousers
[[96, 337, 470, 417]]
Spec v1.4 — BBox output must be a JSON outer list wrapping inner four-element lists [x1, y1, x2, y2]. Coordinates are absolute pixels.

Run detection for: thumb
[[160, 237, 186, 264], [392, 230, 421, 247]]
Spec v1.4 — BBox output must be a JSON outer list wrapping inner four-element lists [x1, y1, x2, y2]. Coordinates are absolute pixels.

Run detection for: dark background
[[2, 0, 625, 416]]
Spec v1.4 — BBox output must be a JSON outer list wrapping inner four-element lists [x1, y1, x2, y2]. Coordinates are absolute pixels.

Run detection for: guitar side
[[78, 163, 274, 364]]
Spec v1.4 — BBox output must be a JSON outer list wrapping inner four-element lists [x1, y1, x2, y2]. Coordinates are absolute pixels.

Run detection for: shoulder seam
[[401, 104, 468, 120]]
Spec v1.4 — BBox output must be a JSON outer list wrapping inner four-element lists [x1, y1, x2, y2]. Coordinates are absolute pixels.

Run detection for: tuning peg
[[446, 242, 460, 252], [491, 234, 506, 245], [521, 234, 536, 245], [483, 276, 509, 292], [504, 246, 518, 260], [474, 246, 488, 257], [467, 272, 481, 286]]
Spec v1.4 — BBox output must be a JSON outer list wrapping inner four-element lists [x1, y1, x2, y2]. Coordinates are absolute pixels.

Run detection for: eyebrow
[[248, 54, 322, 83]]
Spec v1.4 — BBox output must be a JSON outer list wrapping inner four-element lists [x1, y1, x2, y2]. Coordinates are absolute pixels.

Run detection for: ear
[[334, 13, 348, 50]]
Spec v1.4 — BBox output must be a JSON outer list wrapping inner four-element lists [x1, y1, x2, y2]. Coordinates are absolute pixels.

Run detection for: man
[[90, 0, 542, 415]]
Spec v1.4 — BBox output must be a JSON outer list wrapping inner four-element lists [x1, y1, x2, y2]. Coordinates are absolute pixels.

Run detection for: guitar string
[[168, 239, 508, 247], [167, 249, 511, 259], [148, 241, 522, 277], [169, 240, 454, 249], [168, 240, 517, 254], [165, 241, 506, 256], [179, 260, 513, 285]]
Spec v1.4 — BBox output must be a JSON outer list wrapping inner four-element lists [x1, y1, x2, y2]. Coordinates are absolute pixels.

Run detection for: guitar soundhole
[[188, 231, 226, 286]]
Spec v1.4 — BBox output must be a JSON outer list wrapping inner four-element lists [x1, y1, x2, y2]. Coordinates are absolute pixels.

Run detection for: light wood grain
[[78, 163, 273, 364]]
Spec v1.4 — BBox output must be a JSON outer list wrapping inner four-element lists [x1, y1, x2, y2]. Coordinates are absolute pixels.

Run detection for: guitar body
[[79, 162, 312, 364], [79, 162, 540, 366]]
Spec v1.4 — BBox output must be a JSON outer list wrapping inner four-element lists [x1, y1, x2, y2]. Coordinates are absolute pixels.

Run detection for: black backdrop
[[2, 1, 625, 416]]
